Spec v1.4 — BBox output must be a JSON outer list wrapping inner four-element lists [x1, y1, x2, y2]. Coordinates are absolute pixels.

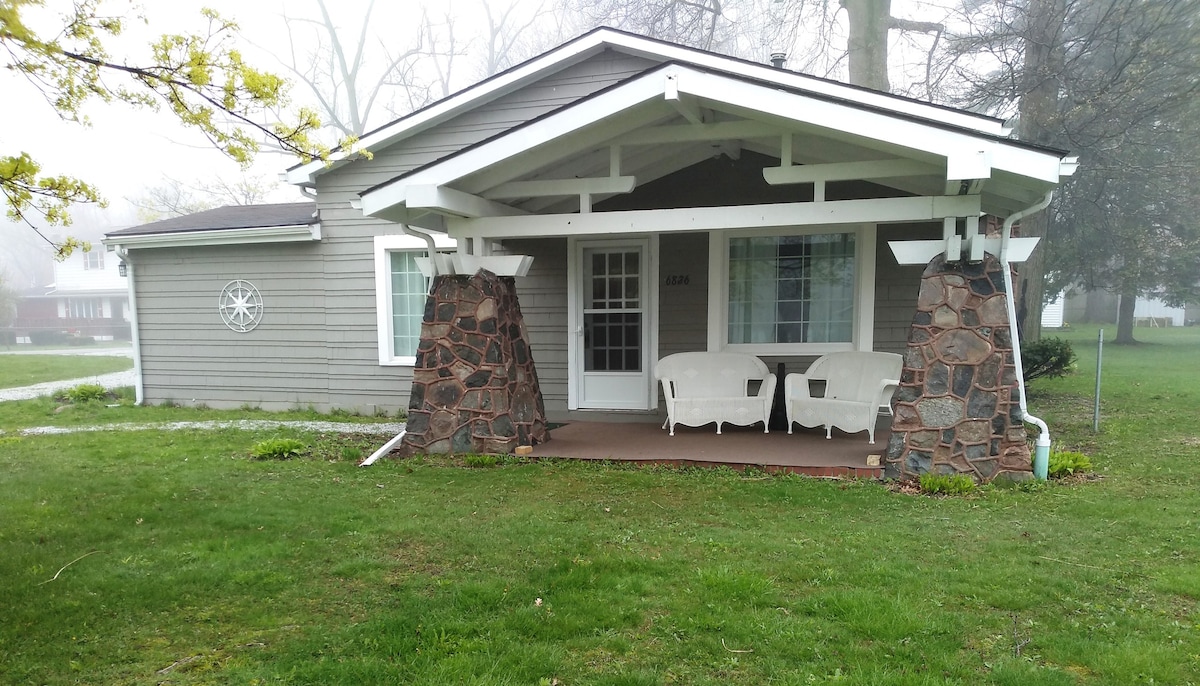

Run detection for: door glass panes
[[583, 248, 642, 371], [728, 233, 855, 345], [390, 251, 429, 357]]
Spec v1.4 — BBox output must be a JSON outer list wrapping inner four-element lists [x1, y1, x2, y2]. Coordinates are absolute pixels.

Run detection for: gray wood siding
[[507, 238, 569, 410], [133, 242, 333, 411], [317, 52, 660, 196], [872, 222, 940, 353], [658, 232, 708, 358]]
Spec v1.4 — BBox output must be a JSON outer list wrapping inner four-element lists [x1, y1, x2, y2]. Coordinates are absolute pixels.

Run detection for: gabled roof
[[285, 26, 1015, 186], [104, 203, 319, 249], [359, 61, 1073, 221]]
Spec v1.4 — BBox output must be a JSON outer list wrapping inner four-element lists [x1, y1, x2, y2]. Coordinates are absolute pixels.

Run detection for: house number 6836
[[664, 274, 690, 286]]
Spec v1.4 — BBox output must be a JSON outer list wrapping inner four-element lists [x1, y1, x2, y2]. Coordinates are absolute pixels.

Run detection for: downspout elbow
[[400, 223, 439, 276]]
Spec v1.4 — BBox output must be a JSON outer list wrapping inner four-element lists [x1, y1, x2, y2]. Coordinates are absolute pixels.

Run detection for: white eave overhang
[[103, 223, 321, 250], [359, 64, 1070, 222], [286, 28, 1011, 187]]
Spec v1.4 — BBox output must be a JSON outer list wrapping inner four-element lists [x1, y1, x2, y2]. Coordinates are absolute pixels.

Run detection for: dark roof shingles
[[106, 202, 316, 237]]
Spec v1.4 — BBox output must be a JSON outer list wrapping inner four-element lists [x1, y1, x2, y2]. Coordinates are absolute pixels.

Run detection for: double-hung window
[[373, 233, 457, 365], [83, 249, 103, 270], [711, 226, 875, 354]]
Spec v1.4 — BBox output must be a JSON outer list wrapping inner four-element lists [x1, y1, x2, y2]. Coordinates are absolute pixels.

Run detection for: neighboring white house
[[14, 242, 130, 343], [105, 27, 1075, 416], [1133, 297, 1186, 327]]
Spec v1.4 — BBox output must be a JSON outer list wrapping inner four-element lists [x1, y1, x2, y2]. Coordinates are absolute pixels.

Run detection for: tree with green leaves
[[0, 0, 334, 255]]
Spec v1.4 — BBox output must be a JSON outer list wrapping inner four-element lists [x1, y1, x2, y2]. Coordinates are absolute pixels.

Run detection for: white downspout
[[114, 247, 144, 405], [401, 223, 440, 276], [1000, 191, 1055, 479]]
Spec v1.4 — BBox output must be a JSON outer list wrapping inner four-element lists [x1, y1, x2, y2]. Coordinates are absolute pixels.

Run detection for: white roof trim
[[103, 223, 321, 250], [360, 65, 1067, 220], [286, 28, 1008, 186]]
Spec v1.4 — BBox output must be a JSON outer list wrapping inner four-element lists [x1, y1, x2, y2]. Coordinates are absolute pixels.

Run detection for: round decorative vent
[[218, 280, 263, 332]]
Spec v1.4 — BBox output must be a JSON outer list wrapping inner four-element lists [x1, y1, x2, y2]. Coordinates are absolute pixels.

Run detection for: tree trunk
[[1013, 0, 1068, 343], [1016, 213, 1047, 343], [1114, 290, 1138, 344], [844, 0, 892, 90], [1083, 289, 1117, 323]]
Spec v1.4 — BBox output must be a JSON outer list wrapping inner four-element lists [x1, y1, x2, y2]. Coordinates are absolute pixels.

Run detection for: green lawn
[[0, 328, 1197, 684], [0, 353, 134, 389]]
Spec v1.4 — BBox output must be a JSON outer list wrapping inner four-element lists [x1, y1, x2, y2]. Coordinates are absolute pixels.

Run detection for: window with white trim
[[389, 251, 428, 360], [728, 233, 855, 344], [67, 298, 103, 319], [712, 226, 875, 354], [373, 233, 458, 366], [83, 249, 103, 270]]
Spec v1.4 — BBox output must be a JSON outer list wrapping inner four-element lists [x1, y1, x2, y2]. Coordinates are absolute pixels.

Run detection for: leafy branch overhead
[[0, 0, 339, 234]]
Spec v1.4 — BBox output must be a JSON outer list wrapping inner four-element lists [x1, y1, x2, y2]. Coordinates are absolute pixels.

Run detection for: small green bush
[[464, 454, 500, 468], [918, 472, 977, 495], [1047, 450, 1093, 478], [65, 383, 108, 403], [250, 438, 308, 460], [1023, 337, 1077, 382]]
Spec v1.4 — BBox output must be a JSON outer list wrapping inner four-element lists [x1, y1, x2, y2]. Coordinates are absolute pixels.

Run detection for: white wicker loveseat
[[654, 352, 777, 436], [784, 351, 902, 444]]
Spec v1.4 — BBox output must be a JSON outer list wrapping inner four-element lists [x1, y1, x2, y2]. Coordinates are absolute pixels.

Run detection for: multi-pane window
[[583, 249, 642, 372], [83, 250, 103, 270], [728, 233, 855, 345], [389, 251, 429, 358], [67, 298, 102, 319]]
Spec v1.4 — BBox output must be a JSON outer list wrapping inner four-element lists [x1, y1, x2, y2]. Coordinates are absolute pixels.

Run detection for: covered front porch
[[531, 418, 889, 478]]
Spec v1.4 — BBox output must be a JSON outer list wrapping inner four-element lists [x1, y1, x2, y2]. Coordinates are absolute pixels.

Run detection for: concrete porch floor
[[529, 419, 891, 478]]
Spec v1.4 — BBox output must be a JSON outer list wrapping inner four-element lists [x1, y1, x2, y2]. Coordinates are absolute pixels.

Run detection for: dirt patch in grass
[[387, 538, 449, 585]]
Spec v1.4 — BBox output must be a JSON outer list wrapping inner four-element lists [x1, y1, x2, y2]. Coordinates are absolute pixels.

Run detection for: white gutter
[[114, 248, 144, 405], [1000, 191, 1055, 479], [102, 223, 320, 250]]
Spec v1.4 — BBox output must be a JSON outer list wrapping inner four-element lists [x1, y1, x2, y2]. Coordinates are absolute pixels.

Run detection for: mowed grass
[[1, 328, 1198, 684], [0, 353, 133, 389]]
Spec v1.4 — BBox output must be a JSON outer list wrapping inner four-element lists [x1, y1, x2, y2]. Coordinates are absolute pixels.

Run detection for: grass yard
[[0, 326, 1197, 685], [0, 353, 134, 389]]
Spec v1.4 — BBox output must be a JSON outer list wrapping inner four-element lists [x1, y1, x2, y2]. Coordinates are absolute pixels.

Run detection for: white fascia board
[[288, 29, 1007, 186], [598, 32, 1007, 136], [360, 73, 667, 218], [102, 223, 320, 250], [406, 185, 529, 217], [447, 195, 981, 240], [674, 70, 1064, 185]]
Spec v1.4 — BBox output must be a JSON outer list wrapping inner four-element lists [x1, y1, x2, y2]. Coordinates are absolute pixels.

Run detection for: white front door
[[572, 238, 655, 410]]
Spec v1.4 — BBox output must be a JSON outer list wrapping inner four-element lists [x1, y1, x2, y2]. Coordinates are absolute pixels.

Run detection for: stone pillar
[[399, 269, 548, 456], [884, 254, 1032, 483]]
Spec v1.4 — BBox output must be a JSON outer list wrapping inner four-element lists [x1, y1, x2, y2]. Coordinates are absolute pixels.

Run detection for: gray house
[[105, 28, 1074, 422]]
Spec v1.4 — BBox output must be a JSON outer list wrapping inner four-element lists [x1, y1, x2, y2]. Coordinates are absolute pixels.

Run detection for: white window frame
[[83, 249, 103, 270], [706, 224, 876, 355], [373, 233, 458, 366]]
